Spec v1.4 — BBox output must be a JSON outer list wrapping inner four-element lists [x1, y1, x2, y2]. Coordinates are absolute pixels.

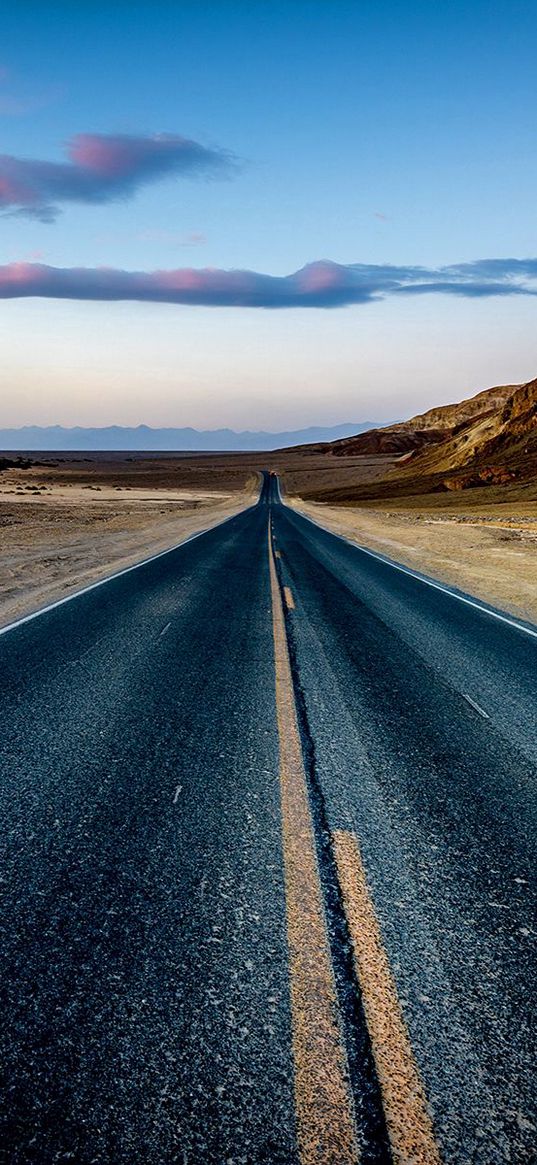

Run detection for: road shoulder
[[288, 497, 537, 626], [0, 489, 255, 630]]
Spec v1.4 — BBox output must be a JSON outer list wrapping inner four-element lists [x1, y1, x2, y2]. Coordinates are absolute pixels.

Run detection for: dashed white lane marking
[[462, 693, 490, 719], [159, 622, 172, 638], [173, 785, 182, 803]]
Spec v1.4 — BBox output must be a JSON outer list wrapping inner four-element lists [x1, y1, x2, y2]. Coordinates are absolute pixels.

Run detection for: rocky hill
[[392, 377, 537, 487], [312, 382, 519, 459], [292, 377, 537, 502]]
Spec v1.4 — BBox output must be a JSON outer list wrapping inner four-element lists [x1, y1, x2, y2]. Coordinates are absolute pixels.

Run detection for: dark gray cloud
[[0, 257, 536, 307], [0, 133, 234, 222]]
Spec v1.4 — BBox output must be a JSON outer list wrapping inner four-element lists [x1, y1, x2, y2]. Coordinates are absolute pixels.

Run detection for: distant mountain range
[[0, 421, 381, 453]]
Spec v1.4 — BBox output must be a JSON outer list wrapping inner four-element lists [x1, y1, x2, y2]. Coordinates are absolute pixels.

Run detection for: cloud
[[0, 67, 64, 118], [0, 133, 234, 221], [0, 257, 536, 308], [135, 229, 207, 247]]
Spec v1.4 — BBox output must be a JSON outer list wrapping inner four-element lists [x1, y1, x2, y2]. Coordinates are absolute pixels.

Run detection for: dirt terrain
[[290, 498, 537, 625], [2, 371, 536, 628], [275, 376, 537, 624], [0, 454, 256, 628]]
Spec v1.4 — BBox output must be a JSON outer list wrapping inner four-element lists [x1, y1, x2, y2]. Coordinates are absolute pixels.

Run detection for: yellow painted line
[[284, 585, 295, 610], [268, 527, 359, 1165], [332, 830, 442, 1165]]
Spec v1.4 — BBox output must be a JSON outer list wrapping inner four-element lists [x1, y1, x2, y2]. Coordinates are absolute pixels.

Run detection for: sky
[[1, 0, 536, 430]]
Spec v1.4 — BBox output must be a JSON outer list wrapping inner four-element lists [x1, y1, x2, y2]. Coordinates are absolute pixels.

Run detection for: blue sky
[[1, 0, 536, 428]]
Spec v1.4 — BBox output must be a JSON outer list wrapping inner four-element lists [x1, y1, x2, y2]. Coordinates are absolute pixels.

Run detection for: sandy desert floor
[[2, 450, 536, 630], [291, 498, 537, 626], [0, 467, 256, 628]]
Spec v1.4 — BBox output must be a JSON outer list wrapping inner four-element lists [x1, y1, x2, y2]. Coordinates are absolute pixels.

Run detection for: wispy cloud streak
[[0, 257, 536, 307], [0, 133, 234, 221], [0, 65, 63, 118]]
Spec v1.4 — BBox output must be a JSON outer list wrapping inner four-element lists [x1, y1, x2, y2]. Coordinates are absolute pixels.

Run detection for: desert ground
[[1, 441, 536, 628], [273, 377, 537, 624], [289, 496, 537, 626], [0, 453, 256, 628]]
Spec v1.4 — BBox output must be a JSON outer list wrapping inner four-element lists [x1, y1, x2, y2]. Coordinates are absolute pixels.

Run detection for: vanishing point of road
[[0, 473, 535, 1163]]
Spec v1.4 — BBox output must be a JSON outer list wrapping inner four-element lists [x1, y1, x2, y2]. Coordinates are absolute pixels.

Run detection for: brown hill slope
[[392, 376, 537, 483], [292, 377, 537, 502], [404, 382, 518, 430], [313, 382, 519, 458]]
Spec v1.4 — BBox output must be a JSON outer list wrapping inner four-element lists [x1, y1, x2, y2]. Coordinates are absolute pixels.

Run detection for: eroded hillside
[[290, 377, 537, 503]]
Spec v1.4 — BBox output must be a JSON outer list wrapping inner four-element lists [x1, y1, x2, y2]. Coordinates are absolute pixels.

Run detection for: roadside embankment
[[0, 480, 256, 628], [289, 498, 537, 626]]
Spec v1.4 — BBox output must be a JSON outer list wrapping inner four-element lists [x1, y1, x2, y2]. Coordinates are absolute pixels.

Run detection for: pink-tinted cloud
[[0, 133, 234, 221], [0, 257, 536, 308]]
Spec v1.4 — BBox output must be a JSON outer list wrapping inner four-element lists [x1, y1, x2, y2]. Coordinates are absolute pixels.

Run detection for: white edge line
[[285, 502, 537, 642], [462, 693, 490, 719], [0, 503, 256, 638]]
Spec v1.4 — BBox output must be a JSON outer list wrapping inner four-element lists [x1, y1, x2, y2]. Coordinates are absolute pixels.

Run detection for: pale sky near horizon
[[1, 0, 536, 430]]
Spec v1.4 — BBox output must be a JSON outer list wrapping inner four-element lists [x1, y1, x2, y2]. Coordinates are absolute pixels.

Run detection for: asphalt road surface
[[0, 472, 535, 1163]]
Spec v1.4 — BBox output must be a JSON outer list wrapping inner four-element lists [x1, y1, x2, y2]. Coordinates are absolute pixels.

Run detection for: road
[[0, 472, 535, 1163]]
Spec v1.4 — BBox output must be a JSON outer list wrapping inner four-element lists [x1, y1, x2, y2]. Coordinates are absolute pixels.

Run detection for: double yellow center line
[[269, 524, 442, 1164]]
